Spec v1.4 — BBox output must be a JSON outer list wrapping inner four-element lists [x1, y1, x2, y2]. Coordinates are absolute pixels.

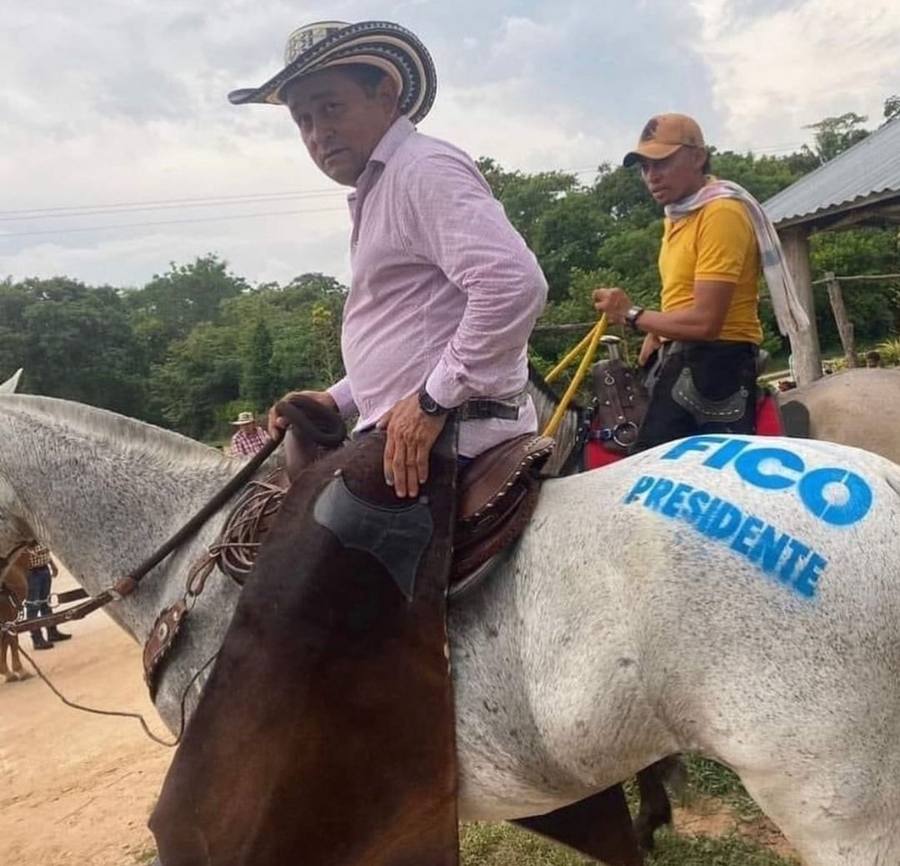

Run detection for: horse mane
[[0, 394, 238, 471], [526, 364, 582, 477], [527, 362, 583, 410]]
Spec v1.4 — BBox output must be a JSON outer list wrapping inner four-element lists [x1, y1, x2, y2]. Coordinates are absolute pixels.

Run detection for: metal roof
[[763, 117, 900, 229]]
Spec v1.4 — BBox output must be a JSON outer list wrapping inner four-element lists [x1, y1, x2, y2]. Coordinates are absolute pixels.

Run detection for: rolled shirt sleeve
[[400, 154, 548, 408], [326, 376, 358, 419]]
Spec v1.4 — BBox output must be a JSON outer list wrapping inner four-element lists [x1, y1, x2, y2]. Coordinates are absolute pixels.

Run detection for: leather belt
[[662, 340, 759, 356], [457, 391, 527, 422]]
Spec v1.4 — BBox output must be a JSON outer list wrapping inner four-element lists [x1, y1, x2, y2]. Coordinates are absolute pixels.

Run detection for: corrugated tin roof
[[763, 117, 900, 228]]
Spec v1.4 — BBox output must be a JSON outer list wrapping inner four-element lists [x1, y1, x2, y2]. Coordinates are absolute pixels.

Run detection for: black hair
[[335, 63, 388, 97]]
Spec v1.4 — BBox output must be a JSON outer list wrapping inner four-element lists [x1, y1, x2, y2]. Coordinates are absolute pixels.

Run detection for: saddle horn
[[275, 395, 347, 482]]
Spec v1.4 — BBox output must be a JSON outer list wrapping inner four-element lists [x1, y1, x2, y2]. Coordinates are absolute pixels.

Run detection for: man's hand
[[638, 333, 663, 366], [592, 287, 633, 325], [268, 390, 338, 439], [377, 392, 447, 498]]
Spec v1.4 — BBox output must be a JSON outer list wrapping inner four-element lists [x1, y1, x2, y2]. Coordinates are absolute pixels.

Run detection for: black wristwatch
[[624, 305, 645, 330], [418, 387, 449, 416]]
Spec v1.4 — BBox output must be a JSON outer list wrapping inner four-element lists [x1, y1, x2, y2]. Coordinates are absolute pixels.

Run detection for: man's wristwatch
[[418, 387, 449, 416], [624, 305, 645, 330]]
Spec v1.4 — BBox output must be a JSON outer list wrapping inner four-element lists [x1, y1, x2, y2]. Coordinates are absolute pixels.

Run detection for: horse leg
[[9, 634, 28, 680], [734, 765, 900, 866], [0, 633, 12, 682], [633, 757, 682, 851]]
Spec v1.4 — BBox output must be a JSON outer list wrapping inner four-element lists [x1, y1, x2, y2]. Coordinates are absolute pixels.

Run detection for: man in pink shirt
[[230, 21, 547, 497]]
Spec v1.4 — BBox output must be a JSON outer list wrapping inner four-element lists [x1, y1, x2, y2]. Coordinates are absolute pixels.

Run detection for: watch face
[[419, 390, 439, 414]]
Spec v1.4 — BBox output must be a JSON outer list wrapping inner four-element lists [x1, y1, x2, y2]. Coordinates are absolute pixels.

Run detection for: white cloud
[[691, 0, 900, 151], [1, 1, 895, 288]]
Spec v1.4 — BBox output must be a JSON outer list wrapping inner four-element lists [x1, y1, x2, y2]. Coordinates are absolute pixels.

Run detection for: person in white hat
[[230, 21, 548, 498], [229, 410, 270, 457]]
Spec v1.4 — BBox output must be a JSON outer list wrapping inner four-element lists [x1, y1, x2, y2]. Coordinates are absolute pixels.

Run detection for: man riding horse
[[244, 21, 548, 488]]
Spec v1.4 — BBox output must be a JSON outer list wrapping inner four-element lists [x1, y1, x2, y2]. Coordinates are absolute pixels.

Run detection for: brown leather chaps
[[150, 427, 459, 866]]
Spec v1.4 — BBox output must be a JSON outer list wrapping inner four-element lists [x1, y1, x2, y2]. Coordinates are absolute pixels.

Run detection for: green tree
[[709, 150, 810, 201], [151, 323, 242, 439], [242, 319, 275, 410], [0, 277, 147, 416], [476, 157, 580, 250], [810, 229, 900, 344], [127, 254, 248, 366], [803, 112, 870, 163]]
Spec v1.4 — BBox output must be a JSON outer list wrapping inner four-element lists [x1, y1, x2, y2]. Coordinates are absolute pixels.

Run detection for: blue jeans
[[25, 565, 52, 620]]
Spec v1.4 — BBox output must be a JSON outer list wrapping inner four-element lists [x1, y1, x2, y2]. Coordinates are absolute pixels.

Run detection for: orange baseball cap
[[623, 113, 706, 166]]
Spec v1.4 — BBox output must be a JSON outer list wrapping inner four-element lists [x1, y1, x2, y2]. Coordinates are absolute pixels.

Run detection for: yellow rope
[[545, 328, 595, 385], [541, 316, 607, 438]]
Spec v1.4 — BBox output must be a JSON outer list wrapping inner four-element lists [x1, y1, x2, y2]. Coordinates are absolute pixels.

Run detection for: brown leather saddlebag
[[589, 348, 649, 455]]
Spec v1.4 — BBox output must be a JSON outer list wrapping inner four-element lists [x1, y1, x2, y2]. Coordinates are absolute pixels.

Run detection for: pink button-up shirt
[[327, 118, 548, 457]]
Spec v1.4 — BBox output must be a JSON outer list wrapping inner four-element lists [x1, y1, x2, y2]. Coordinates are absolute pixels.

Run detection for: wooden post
[[780, 227, 822, 385], [824, 272, 858, 368]]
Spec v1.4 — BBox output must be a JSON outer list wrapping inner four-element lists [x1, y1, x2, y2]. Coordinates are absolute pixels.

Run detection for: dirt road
[[0, 574, 169, 866]]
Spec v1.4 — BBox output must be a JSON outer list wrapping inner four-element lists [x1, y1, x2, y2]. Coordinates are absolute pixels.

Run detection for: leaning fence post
[[825, 271, 858, 368]]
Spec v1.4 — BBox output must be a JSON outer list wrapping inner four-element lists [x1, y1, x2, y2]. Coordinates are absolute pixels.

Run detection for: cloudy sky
[[1, 0, 897, 289]]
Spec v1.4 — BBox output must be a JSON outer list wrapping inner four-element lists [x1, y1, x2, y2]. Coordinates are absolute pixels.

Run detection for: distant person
[[866, 350, 882, 368], [229, 411, 271, 457], [24, 541, 70, 650]]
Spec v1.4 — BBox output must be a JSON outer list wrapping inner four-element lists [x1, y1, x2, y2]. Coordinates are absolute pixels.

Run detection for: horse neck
[[0, 396, 238, 639]]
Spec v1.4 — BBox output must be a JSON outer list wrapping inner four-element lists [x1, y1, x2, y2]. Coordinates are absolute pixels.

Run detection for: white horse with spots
[[1, 381, 899, 866]]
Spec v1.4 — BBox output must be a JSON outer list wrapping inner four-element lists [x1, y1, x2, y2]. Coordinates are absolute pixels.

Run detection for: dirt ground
[[0, 570, 169, 866], [1, 572, 793, 866]]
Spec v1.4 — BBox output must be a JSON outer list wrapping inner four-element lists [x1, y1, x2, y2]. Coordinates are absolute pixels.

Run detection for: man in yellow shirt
[[594, 114, 763, 451]]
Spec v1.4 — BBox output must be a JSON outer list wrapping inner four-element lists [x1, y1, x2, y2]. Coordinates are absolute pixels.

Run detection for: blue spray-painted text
[[660, 436, 872, 527], [624, 474, 828, 599]]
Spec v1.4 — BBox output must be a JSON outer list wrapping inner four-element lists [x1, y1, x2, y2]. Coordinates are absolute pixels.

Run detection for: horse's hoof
[[634, 818, 658, 853], [14, 670, 32, 681], [2, 674, 15, 683]]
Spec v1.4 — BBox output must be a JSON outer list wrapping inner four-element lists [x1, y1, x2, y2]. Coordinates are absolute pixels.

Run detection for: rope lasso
[[541, 315, 608, 438]]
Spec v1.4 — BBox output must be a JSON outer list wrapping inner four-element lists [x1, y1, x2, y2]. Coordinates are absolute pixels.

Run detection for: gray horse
[[1, 385, 900, 866]]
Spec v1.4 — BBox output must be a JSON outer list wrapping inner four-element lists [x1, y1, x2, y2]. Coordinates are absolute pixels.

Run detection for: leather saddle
[[210, 430, 556, 597]]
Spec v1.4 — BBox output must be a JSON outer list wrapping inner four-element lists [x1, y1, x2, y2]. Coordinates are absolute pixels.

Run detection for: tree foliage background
[[2, 105, 898, 441]]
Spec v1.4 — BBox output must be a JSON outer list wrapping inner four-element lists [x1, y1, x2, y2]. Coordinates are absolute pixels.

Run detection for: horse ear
[[0, 369, 22, 394]]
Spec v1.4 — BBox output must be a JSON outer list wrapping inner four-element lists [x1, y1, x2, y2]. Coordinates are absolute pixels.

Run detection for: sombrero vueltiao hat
[[228, 20, 437, 124]]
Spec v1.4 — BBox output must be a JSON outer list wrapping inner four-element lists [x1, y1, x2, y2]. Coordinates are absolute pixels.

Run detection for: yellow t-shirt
[[658, 197, 763, 344]]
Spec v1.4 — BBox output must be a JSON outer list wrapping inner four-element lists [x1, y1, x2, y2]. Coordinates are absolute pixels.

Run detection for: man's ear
[[692, 147, 709, 171], [376, 75, 402, 117]]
